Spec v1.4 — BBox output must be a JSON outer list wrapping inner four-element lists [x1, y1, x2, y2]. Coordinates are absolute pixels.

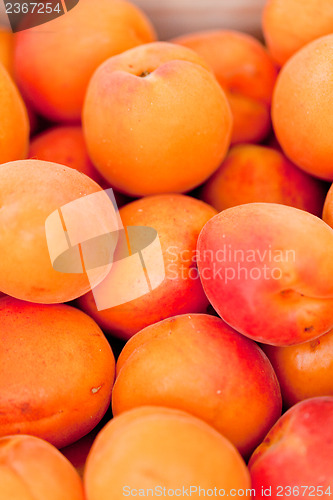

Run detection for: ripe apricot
[[84, 406, 251, 500], [263, 0, 333, 66], [0, 435, 84, 500], [0, 297, 115, 448], [262, 329, 333, 408], [0, 26, 13, 76], [249, 397, 333, 499], [200, 144, 328, 216], [272, 35, 333, 181], [77, 194, 217, 340], [14, 0, 156, 122], [172, 30, 277, 144], [0, 159, 116, 303], [0, 63, 29, 164], [112, 314, 282, 458], [83, 41, 232, 196], [197, 203, 333, 346], [29, 126, 105, 185]]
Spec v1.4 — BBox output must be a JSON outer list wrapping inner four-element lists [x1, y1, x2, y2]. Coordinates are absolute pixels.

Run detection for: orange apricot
[[29, 125, 105, 184], [14, 0, 156, 122], [84, 406, 250, 500], [0, 435, 84, 500], [263, 0, 333, 66], [272, 35, 333, 181], [0, 62, 29, 164], [112, 314, 282, 458], [83, 41, 232, 196], [0, 26, 13, 76], [77, 194, 217, 340], [262, 329, 333, 408], [172, 30, 277, 144], [0, 159, 117, 303], [0, 297, 115, 448], [200, 144, 328, 216]]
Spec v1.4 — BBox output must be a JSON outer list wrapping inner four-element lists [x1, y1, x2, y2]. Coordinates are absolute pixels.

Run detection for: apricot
[[14, 0, 156, 122], [0, 159, 118, 303], [172, 30, 277, 144], [272, 35, 333, 180], [77, 194, 217, 340], [0, 296, 115, 448], [112, 314, 282, 457], [200, 144, 328, 216], [84, 406, 251, 500], [263, 0, 333, 66], [0, 62, 29, 164], [83, 41, 232, 196], [249, 397, 333, 499], [0, 435, 84, 500], [197, 203, 333, 346], [262, 329, 333, 408], [0, 26, 13, 75], [29, 125, 105, 184]]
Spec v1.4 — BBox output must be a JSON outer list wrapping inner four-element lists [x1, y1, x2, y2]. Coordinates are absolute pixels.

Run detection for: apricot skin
[[77, 194, 217, 340], [0, 435, 84, 500], [249, 397, 333, 499], [83, 42, 232, 196], [0, 297, 115, 449], [112, 313, 282, 458], [84, 406, 251, 500], [200, 144, 328, 216], [197, 203, 333, 346]]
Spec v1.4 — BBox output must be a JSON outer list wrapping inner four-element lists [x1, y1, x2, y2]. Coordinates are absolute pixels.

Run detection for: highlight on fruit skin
[[0, 434, 85, 500], [0, 296, 116, 449], [84, 406, 251, 500]]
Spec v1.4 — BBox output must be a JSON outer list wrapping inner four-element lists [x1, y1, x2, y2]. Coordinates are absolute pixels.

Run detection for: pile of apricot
[[1, 0, 333, 498]]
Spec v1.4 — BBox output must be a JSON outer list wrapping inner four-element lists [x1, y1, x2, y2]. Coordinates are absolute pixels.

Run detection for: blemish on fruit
[[91, 386, 102, 394]]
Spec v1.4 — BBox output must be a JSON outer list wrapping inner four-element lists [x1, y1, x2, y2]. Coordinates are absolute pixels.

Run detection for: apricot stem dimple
[[139, 70, 150, 77]]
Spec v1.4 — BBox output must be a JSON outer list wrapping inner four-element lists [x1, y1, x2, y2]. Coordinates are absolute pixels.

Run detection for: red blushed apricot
[[0, 63, 29, 163], [112, 314, 282, 458], [197, 203, 333, 346], [200, 144, 328, 216], [263, 0, 333, 67], [249, 397, 333, 499], [0, 159, 115, 303], [272, 35, 333, 181], [29, 125, 105, 185], [0, 435, 84, 500], [84, 406, 251, 500], [172, 30, 277, 144], [0, 297, 115, 449], [262, 329, 333, 408], [14, 0, 156, 122], [83, 41, 232, 196], [77, 194, 217, 340]]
